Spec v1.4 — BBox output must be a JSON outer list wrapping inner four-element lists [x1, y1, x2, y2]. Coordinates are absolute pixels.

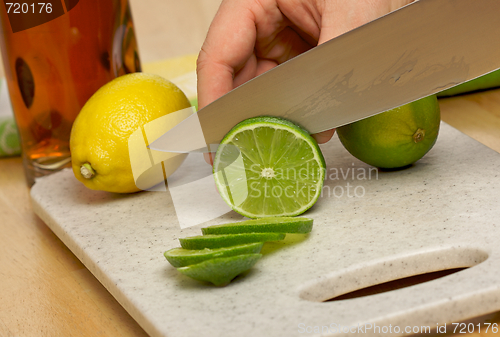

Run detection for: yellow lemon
[[70, 73, 191, 193]]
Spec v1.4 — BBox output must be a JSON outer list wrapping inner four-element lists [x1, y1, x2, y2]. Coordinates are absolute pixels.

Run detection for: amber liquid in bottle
[[0, 0, 141, 185]]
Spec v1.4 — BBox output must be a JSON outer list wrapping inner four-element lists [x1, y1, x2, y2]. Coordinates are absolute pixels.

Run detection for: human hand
[[197, 0, 414, 155]]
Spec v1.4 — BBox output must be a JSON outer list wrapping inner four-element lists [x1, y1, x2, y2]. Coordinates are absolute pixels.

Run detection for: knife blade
[[150, 0, 500, 153]]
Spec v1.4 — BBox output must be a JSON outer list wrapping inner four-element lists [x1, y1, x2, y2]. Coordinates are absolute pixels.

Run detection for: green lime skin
[[179, 233, 286, 250], [438, 69, 500, 97], [213, 116, 326, 218], [201, 217, 313, 235], [337, 95, 440, 169], [164, 242, 263, 268], [177, 253, 262, 286]]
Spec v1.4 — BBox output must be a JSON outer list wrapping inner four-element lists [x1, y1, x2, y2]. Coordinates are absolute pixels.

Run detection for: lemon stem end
[[81, 163, 95, 179]]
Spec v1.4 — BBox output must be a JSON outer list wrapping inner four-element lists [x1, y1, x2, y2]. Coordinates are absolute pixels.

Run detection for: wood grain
[[1, 0, 500, 336], [0, 157, 149, 337], [440, 88, 500, 153]]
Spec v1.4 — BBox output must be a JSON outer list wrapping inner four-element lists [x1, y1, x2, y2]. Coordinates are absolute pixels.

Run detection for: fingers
[[197, 0, 321, 110], [204, 152, 214, 166], [312, 128, 336, 144], [197, 0, 259, 109], [232, 54, 278, 88]]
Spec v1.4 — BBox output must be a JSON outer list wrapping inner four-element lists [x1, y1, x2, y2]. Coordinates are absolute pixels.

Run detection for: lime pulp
[[213, 116, 326, 218]]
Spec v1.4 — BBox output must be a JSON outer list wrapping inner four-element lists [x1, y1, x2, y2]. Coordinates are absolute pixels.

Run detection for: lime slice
[[179, 233, 285, 250], [177, 253, 262, 286], [201, 217, 313, 235], [164, 242, 263, 268], [213, 116, 326, 218]]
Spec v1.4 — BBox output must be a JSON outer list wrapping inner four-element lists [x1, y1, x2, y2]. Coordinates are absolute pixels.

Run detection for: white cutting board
[[31, 122, 500, 337]]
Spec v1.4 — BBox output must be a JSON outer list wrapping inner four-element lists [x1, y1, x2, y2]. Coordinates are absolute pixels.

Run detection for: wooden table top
[[1, 1, 500, 336]]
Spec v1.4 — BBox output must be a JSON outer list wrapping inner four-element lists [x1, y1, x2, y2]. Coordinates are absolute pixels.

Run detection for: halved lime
[[164, 242, 263, 268], [179, 233, 285, 250], [177, 253, 262, 286], [213, 116, 326, 218], [201, 217, 313, 235]]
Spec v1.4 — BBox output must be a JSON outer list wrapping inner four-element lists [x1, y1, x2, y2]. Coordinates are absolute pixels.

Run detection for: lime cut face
[[164, 242, 263, 268], [177, 254, 262, 286], [213, 117, 326, 218], [201, 217, 313, 235]]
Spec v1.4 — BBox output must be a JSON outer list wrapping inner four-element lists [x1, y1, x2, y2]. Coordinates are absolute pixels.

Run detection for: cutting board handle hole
[[298, 247, 488, 302], [323, 267, 466, 302]]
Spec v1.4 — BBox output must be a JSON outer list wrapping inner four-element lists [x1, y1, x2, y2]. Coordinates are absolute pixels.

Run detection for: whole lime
[[336, 95, 440, 169]]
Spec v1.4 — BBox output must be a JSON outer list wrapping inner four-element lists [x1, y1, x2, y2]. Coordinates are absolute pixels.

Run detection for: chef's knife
[[150, 0, 500, 153]]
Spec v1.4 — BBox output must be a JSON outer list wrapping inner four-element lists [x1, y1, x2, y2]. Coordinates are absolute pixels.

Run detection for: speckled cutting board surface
[[31, 122, 500, 337]]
